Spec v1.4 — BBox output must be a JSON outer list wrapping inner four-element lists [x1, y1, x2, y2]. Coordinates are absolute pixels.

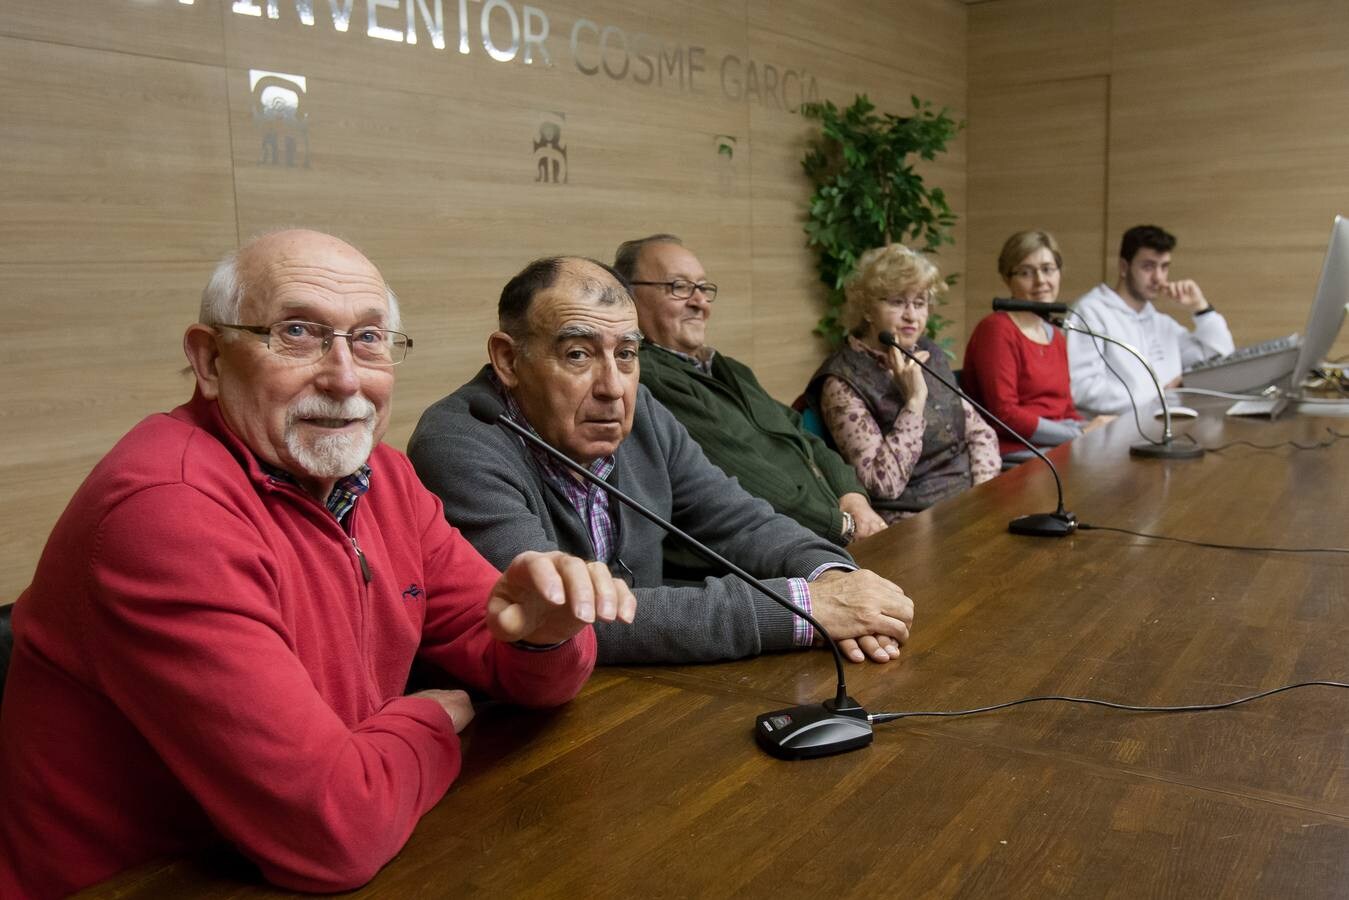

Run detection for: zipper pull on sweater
[[350, 537, 372, 584]]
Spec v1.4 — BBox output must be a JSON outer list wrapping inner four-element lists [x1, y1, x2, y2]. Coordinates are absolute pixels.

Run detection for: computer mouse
[[1154, 405, 1199, 419]]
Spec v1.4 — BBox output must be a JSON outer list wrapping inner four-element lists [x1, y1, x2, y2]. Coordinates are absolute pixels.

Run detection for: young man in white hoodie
[[1067, 225, 1234, 416]]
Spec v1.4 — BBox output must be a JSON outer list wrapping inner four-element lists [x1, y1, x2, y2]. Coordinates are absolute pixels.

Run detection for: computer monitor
[[1287, 214, 1349, 398], [1224, 215, 1349, 417]]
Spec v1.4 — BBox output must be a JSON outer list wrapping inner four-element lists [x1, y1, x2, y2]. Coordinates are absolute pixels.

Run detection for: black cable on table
[[1203, 427, 1349, 453], [868, 681, 1348, 724], [1077, 522, 1349, 554]]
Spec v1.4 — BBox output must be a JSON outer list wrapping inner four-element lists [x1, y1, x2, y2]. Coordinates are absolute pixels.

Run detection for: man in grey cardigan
[[408, 256, 915, 666]]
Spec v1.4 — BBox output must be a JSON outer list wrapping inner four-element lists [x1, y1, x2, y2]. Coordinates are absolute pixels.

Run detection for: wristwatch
[[840, 510, 857, 544], [1195, 304, 1216, 316]]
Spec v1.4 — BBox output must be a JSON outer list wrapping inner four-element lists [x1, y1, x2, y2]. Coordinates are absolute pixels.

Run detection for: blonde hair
[[997, 230, 1063, 281], [842, 244, 943, 336]]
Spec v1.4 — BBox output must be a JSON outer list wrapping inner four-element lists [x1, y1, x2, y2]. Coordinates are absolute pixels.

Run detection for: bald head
[[497, 255, 633, 348], [200, 229, 400, 331]]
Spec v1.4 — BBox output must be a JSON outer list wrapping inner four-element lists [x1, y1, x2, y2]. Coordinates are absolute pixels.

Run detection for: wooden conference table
[[94, 404, 1349, 898]]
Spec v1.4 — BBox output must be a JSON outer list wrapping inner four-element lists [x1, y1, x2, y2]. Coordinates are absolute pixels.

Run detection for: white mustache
[[287, 395, 376, 426]]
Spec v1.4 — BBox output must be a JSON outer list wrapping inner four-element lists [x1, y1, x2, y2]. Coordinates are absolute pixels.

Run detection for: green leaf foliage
[[800, 94, 964, 346]]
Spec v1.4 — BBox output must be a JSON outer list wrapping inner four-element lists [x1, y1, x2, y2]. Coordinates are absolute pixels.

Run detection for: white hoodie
[[1066, 282, 1234, 416]]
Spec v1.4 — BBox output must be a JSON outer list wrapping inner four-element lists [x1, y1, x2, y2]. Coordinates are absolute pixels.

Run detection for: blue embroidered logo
[[402, 584, 423, 602]]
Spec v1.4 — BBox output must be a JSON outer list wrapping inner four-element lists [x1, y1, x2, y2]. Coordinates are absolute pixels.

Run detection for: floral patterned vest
[[805, 335, 972, 511]]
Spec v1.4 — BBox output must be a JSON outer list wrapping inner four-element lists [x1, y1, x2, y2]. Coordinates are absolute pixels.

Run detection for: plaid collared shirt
[[261, 462, 372, 524], [499, 387, 618, 564]]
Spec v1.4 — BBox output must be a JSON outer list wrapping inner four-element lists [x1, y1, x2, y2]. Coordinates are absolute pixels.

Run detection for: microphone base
[[1130, 441, 1204, 459], [1008, 511, 1078, 537], [755, 696, 873, 760]]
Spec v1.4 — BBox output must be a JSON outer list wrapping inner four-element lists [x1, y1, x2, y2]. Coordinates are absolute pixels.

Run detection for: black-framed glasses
[[629, 279, 719, 301], [217, 320, 413, 367]]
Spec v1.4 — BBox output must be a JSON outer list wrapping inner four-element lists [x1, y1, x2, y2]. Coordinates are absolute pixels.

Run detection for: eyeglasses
[[217, 320, 413, 367], [879, 295, 929, 312], [1010, 264, 1060, 280], [629, 279, 719, 301]]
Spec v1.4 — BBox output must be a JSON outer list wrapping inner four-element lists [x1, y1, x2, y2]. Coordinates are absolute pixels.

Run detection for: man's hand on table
[[809, 568, 914, 663], [487, 550, 637, 646]]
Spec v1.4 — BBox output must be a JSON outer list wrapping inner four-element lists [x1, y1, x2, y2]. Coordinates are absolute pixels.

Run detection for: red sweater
[[0, 393, 596, 898], [961, 312, 1082, 455]]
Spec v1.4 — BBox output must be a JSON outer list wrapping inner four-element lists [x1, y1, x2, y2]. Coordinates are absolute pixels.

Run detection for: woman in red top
[[962, 230, 1113, 458]]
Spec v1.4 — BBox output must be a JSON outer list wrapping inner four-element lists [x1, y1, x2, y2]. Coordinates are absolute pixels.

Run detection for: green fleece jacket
[[639, 342, 865, 544]]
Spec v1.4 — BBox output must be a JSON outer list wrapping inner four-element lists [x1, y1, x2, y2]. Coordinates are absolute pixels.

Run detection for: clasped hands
[[809, 568, 914, 665]]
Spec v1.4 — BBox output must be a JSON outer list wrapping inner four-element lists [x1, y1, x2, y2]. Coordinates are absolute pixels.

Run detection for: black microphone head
[[877, 330, 898, 348], [468, 395, 506, 425], [992, 297, 1070, 316]]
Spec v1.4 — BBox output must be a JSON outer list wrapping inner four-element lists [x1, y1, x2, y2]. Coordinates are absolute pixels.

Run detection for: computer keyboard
[[1181, 333, 1301, 393], [1185, 333, 1300, 372]]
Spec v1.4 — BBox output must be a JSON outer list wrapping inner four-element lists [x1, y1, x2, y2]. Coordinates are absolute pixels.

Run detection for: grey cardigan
[[407, 367, 855, 664]]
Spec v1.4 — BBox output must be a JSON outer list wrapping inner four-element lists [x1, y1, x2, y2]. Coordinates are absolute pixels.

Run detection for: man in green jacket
[[614, 234, 886, 546]]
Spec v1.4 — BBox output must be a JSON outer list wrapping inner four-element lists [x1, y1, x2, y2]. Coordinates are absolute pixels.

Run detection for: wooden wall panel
[[971, 0, 1349, 367], [967, 0, 1111, 89], [0, 0, 226, 64], [219, 0, 753, 135], [0, 37, 238, 263], [1106, 0, 1349, 353], [749, 0, 965, 89], [0, 263, 208, 600], [966, 76, 1108, 335], [744, 7, 967, 399], [0, 0, 968, 601]]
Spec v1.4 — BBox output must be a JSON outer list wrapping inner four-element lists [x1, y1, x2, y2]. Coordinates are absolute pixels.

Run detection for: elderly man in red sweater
[[0, 229, 634, 899]]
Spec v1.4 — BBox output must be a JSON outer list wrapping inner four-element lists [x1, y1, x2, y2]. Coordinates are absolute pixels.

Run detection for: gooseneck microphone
[[1052, 316, 1204, 460], [992, 297, 1071, 318], [993, 300, 1201, 459], [877, 330, 1077, 537], [467, 394, 873, 760]]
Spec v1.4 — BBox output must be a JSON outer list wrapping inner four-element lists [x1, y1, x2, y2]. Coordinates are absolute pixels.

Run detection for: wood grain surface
[[87, 405, 1349, 898]]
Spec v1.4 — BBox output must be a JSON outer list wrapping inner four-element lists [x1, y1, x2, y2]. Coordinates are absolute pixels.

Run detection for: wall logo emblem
[[250, 70, 310, 168], [533, 112, 568, 184]]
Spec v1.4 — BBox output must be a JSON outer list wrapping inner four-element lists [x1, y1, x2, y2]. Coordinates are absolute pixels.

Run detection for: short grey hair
[[613, 233, 683, 282], [198, 241, 402, 331], [199, 251, 244, 325]]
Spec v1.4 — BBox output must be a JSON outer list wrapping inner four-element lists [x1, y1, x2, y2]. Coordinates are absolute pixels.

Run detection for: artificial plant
[[801, 94, 963, 347]]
